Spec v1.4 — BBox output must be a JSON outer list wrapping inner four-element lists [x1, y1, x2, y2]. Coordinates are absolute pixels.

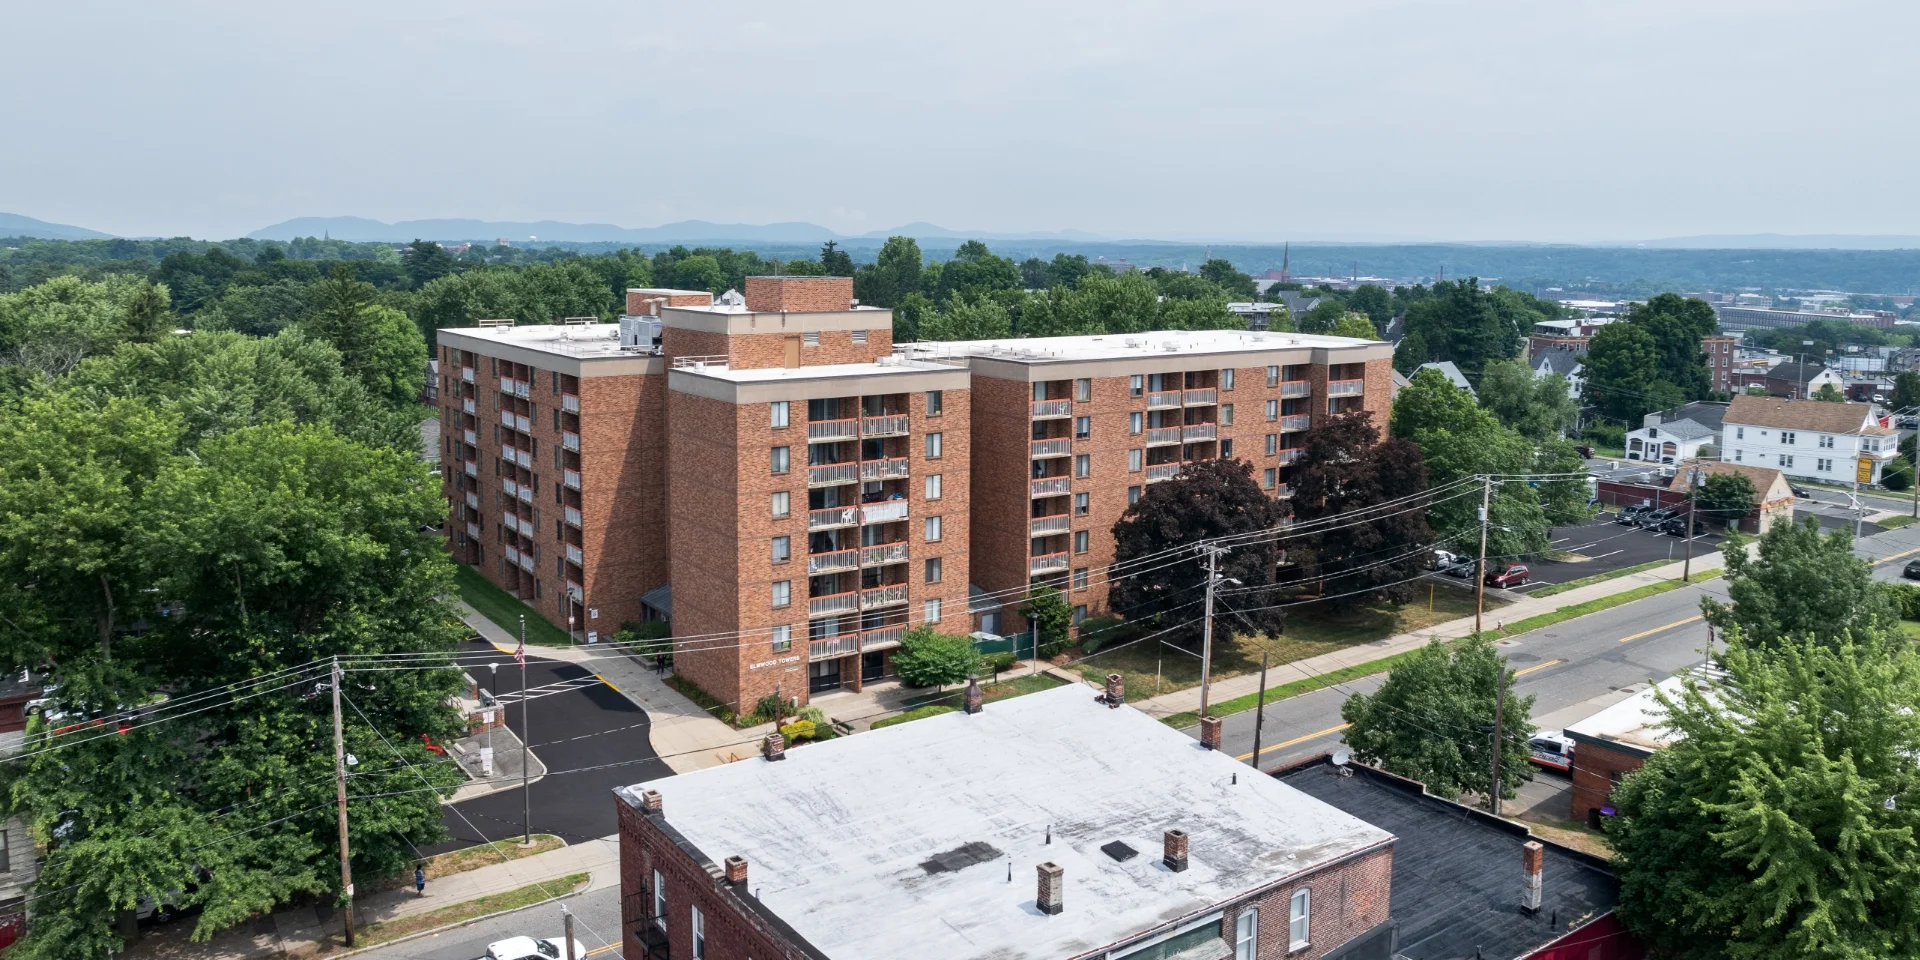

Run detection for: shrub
[[980, 651, 1017, 674], [1884, 458, 1914, 492], [751, 693, 786, 725], [1582, 422, 1625, 448], [1077, 615, 1127, 653], [1887, 583, 1920, 621], [893, 626, 982, 688], [617, 619, 674, 663], [795, 704, 829, 727], [1021, 585, 1073, 658], [778, 719, 817, 742]]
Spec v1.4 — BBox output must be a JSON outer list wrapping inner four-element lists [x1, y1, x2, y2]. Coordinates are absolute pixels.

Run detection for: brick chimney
[[725, 855, 749, 886], [1521, 840, 1544, 912], [1036, 862, 1064, 916], [1103, 673, 1124, 708], [642, 789, 663, 813], [1199, 716, 1223, 751], [744, 276, 854, 314], [763, 731, 786, 762], [1163, 829, 1189, 873], [964, 675, 983, 715]]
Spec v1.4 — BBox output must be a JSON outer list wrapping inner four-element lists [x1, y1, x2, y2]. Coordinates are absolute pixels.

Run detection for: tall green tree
[[1610, 630, 1920, 960], [1478, 359, 1577, 440], [1341, 638, 1535, 803], [852, 236, 923, 308], [934, 241, 1021, 302], [1328, 312, 1379, 340], [1399, 278, 1530, 380], [1582, 320, 1669, 423], [1020, 585, 1073, 657], [1693, 471, 1758, 529], [1287, 413, 1431, 610], [919, 293, 1012, 341], [403, 240, 455, 289], [1392, 367, 1556, 559], [1891, 371, 1920, 412], [1702, 516, 1900, 653], [892, 626, 982, 688], [1391, 330, 1429, 374], [819, 240, 854, 277], [1197, 258, 1258, 300], [670, 255, 727, 294], [1624, 292, 1718, 400], [1812, 382, 1845, 402], [302, 265, 427, 406]]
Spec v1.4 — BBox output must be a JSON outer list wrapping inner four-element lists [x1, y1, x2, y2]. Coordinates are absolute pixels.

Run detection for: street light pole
[[1197, 543, 1230, 719], [1475, 475, 1492, 635], [520, 615, 531, 846], [486, 662, 498, 778]]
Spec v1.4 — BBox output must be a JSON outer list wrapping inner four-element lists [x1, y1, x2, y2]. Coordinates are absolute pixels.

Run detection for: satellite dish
[[1331, 748, 1351, 767]]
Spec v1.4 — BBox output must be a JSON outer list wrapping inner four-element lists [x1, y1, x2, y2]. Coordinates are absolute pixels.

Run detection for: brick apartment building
[[437, 278, 1390, 711]]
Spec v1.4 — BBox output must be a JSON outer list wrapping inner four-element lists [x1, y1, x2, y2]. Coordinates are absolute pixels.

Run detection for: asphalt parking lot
[[1428, 514, 1722, 592]]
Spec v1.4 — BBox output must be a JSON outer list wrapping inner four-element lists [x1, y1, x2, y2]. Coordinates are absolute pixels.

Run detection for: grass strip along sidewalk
[[348, 872, 591, 951], [456, 565, 574, 646], [1528, 560, 1670, 597], [1163, 572, 1720, 729]]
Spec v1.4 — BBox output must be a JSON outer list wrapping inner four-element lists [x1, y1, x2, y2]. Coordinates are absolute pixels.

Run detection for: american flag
[[514, 636, 525, 665]]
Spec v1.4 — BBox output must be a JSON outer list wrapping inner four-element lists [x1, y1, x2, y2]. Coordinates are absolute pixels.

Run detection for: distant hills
[[243, 216, 1109, 245], [1635, 233, 1920, 250], [0, 211, 113, 241]]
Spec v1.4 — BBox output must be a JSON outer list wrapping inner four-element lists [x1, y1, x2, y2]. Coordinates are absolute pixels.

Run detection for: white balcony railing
[[1145, 463, 1182, 483], [505, 545, 521, 565], [1146, 426, 1183, 447], [1031, 477, 1071, 498], [810, 634, 860, 661], [1183, 423, 1216, 442], [462, 398, 476, 415], [1031, 399, 1072, 419], [1275, 484, 1293, 499], [502, 513, 520, 534], [463, 428, 477, 446], [808, 506, 859, 530], [808, 549, 859, 575], [465, 522, 480, 539], [860, 624, 907, 651], [860, 542, 909, 567], [513, 380, 531, 400], [1280, 415, 1312, 431], [517, 485, 534, 504], [861, 584, 909, 609], [1030, 438, 1072, 458], [808, 418, 860, 443], [1327, 379, 1365, 397], [520, 553, 537, 573], [564, 469, 582, 490], [862, 414, 910, 437], [465, 492, 480, 510], [862, 500, 909, 525], [564, 506, 582, 527], [502, 443, 518, 464], [460, 366, 475, 383], [1030, 515, 1071, 537], [562, 393, 580, 413], [563, 431, 581, 452], [1183, 388, 1217, 406], [1280, 380, 1312, 398], [860, 458, 910, 482], [1146, 390, 1182, 410], [502, 478, 519, 498], [463, 460, 478, 477], [566, 581, 583, 601], [499, 376, 519, 396], [515, 449, 532, 469], [566, 544, 583, 566], [1278, 449, 1303, 465], [1029, 552, 1071, 575], [808, 462, 859, 487], [808, 591, 859, 617]]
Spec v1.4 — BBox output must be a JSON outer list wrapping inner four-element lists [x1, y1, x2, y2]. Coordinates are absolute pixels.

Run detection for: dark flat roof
[[1279, 759, 1621, 960]]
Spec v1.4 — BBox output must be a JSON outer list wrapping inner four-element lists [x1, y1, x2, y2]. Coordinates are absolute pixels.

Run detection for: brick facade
[[1224, 846, 1393, 960], [1568, 738, 1648, 826], [745, 275, 854, 314], [628, 289, 715, 316]]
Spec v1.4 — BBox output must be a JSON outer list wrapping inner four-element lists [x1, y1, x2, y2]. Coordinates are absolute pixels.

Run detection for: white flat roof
[[439, 322, 638, 359], [621, 684, 1392, 960], [1565, 674, 1693, 754], [670, 356, 960, 384], [899, 329, 1375, 364]]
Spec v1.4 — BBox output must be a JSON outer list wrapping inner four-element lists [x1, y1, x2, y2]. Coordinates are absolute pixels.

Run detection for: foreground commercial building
[[436, 277, 1390, 710]]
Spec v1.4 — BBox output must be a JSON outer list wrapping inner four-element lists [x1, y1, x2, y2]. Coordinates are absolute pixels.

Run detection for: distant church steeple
[[1279, 242, 1289, 283]]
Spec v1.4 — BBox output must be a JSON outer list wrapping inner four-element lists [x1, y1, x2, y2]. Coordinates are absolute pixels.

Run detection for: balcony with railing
[[502, 443, 519, 464], [566, 544, 584, 566], [564, 505, 583, 527], [808, 462, 859, 487], [1029, 552, 1071, 575], [860, 624, 907, 651], [513, 380, 531, 399], [562, 393, 580, 413], [808, 590, 859, 617], [1143, 425, 1182, 447], [1025, 438, 1068, 459], [499, 376, 519, 396], [808, 418, 860, 443], [1030, 515, 1071, 537], [463, 428, 477, 446], [810, 634, 860, 661], [1279, 415, 1312, 432], [515, 449, 533, 469], [862, 414, 910, 437], [462, 397, 476, 415], [861, 500, 909, 525], [463, 460, 478, 477], [1031, 476, 1071, 498], [1183, 387, 1218, 406], [860, 542, 910, 567], [808, 549, 859, 575], [517, 485, 534, 504], [563, 431, 581, 452], [506, 545, 521, 565], [564, 469, 582, 490], [465, 491, 480, 510], [1031, 399, 1072, 419], [503, 513, 520, 534], [502, 478, 519, 498], [1280, 380, 1312, 398], [1146, 390, 1182, 410], [1275, 484, 1293, 498], [1182, 423, 1217, 442], [860, 458, 910, 482], [808, 505, 859, 530], [861, 584, 909, 609], [465, 522, 480, 539], [1327, 379, 1365, 397], [566, 581, 583, 602], [520, 552, 537, 573], [1145, 462, 1182, 483], [461, 366, 475, 383], [1278, 449, 1303, 465]]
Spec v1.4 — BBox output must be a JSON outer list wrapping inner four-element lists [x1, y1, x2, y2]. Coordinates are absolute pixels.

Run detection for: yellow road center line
[[1872, 544, 1920, 566], [1618, 616, 1701, 643], [1513, 658, 1564, 677], [1236, 723, 1351, 761]]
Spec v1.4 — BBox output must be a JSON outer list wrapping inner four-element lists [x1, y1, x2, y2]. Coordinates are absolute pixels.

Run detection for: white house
[[1720, 394, 1899, 485], [1627, 418, 1715, 463], [1531, 347, 1584, 400]]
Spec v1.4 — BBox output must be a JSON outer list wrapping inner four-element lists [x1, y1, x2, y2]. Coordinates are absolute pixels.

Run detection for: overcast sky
[[4, 0, 1915, 243]]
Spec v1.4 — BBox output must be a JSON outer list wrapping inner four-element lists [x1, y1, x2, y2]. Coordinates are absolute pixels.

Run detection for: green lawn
[[902, 671, 1064, 710], [454, 565, 573, 647], [1901, 620, 1920, 642], [1880, 515, 1919, 530]]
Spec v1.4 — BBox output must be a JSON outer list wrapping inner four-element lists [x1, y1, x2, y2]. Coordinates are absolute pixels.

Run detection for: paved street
[[351, 886, 621, 959]]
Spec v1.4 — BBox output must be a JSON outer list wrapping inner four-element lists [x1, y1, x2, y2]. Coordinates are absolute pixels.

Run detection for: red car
[[1484, 564, 1530, 589]]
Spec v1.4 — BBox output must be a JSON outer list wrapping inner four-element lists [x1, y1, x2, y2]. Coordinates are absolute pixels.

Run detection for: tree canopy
[[892, 626, 982, 688], [1701, 516, 1900, 654], [1341, 638, 1535, 802], [1398, 278, 1540, 381], [1477, 359, 1578, 440], [1286, 413, 1432, 611]]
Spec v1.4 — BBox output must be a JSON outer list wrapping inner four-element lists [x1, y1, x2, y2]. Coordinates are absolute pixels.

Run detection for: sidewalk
[[126, 838, 618, 959], [1131, 550, 1730, 720], [454, 601, 752, 772]]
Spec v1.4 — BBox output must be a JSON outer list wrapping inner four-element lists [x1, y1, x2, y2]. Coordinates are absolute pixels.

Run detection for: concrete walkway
[[1131, 550, 1731, 720], [125, 838, 618, 959]]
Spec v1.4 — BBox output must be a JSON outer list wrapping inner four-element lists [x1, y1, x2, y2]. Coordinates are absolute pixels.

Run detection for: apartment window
[[1076, 454, 1091, 478], [1265, 399, 1278, 421], [772, 491, 790, 518], [771, 446, 790, 474], [771, 580, 790, 608], [1235, 908, 1259, 960], [1222, 403, 1234, 425], [1076, 492, 1090, 516], [1073, 604, 1087, 625], [1220, 438, 1234, 458], [925, 598, 942, 623], [693, 906, 707, 960], [771, 624, 792, 652], [1782, 431, 1796, 445], [1736, 426, 1745, 439], [1781, 454, 1795, 468], [852, 329, 868, 345], [1073, 567, 1089, 591], [926, 432, 944, 459], [803, 331, 820, 347], [1075, 378, 1092, 402], [1289, 890, 1311, 950], [1819, 434, 1834, 449], [1222, 368, 1235, 390], [1264, 468, 1277, 489], [1075, 416, 1091, 440], [772, 536, 790, 563], [925, 516, 943, 542], [770, 401, 790, 429], [1130, 411, 1143, 434], [927, 390, 944, 416], [925, 473, 943, 500], [1074, 530, 1090, 554], [1734, 449, 1743, 462], [653, 871, 667, 930], [1265, 434, 1278, 455], [1818, 458, 1833, 472], [1129, 374, 1144, 397], [1266, 365, 1280, 387], [925, 557, 943, 583], [1129, 449, 1143, 472], [1128, 486, 1142, 504]]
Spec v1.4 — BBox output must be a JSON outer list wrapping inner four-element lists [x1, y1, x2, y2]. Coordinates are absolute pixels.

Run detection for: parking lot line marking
[[1513, 658, 1564, 678], [595, 673, 620, 693], [1236, 723, 1351, 761], [1619, 616, 1700, 643]]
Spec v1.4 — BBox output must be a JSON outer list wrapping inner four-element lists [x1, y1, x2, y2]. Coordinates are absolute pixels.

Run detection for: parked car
[[1615, 504, 1647, 525], [1573, 444, 1594, 458], [1637, 508, 1677, 529], [1904, 559, 1920, 580], [1791, 485, 1814, 499], [477, 936, 590, 960], [1485, 564, 1530, 589], [1660, 515, 1706, 538], [1527, 732, 1576, 773], [1440, 554, 1476, 578], [1429, 549, 1462, 571]]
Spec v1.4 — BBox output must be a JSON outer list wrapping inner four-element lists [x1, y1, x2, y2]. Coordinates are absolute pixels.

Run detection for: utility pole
[[520, 615, 532, 846], [330, 657, 356, 946], [1489, 666, 1508, 818], [485, 662, 498, 777], [1249, 652, 1268, 770], [1683, 481, 1698, 583], [1197, 543, 1230, 719], [563, 906, 577, 960], [1475, 475, 1492, 635]]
